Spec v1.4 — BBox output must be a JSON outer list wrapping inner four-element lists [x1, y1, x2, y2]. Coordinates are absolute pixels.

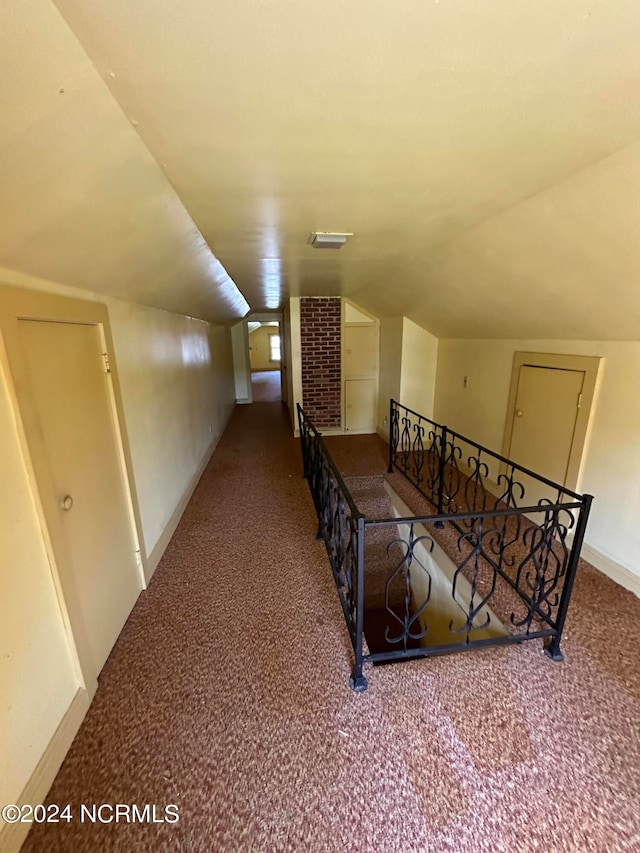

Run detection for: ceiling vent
[[310, 232, 353, 249]]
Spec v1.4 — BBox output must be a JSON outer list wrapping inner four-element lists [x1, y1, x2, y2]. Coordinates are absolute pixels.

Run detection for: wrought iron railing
[[297, 403, 367, 690], [298, 401, 593, 691]]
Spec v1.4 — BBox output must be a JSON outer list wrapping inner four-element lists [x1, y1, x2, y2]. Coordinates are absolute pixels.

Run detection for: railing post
[[437, 424, 448, 516], [387, 398, 394, 474], [544, 493, 593, 662], [349, 515, 368, 692], [297, 403, 307, 479]]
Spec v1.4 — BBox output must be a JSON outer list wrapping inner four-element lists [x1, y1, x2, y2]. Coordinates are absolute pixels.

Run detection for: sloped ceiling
[[4, 1, 640, 337], [0, 0, 249, 323]]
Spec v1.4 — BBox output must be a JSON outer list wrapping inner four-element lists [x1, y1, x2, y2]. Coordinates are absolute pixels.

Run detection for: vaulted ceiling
[[2, 1, 640, 337]]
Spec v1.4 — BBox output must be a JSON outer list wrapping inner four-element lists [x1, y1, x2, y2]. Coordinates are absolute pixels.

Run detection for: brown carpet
[[251, 370, 281, 402], [23, 406, 640, 852]]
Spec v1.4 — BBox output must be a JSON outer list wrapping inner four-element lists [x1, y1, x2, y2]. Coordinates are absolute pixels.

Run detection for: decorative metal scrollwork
[[463, 452, 490, 522], [488, 466, 527, 568], [400, 415, 412, 470], [511, 501, 574, 631], [297, 404, 361, 641], [425, 428, 442, 502], [449, 520, 500, 636], [300, 400, 594, 688], [384, 524, 434, 650], [441, 439, 463, 510], [411, 421, 425, 487]]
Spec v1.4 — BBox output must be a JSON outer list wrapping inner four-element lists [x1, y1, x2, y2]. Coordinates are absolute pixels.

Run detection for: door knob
[[61, 495, 74, 512], [515, 410, 524, 418]]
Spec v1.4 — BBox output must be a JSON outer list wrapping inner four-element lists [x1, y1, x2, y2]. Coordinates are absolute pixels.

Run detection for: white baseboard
[[0, 688, 90, 853], [305, 427, 378, 438], [144, 406, 235, 582], [579, 541, 640, 598]]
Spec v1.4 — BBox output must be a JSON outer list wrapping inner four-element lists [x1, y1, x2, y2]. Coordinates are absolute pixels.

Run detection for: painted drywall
[[0, 369, 80, 818], [0, 267, 237, 558], [400, 318, 439, 420], [377, 317, 403, 439], [55, 0, 640, 333], [0, 0, 248, 325], [377, 317, 439, 437], [434, 339, 640, 580], [288, 298, 303, 433], [344, 303, 375, 324], [231, 321, 251, 403], [0, 266, 237, 838], [249, 324, 279, 371], [107, 301, 235, 556]]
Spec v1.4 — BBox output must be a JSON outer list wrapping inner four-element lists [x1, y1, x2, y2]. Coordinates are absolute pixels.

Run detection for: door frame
[[501, 351, 601, 492], [0, 285, 146, 693], [243, 312, 283, 403], [341, 298, 379, 434]]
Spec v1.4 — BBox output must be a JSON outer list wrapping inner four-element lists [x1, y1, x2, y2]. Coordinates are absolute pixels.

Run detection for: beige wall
[[0, 372, 81, 818], [400, 318, 439, 420], [434, 338, 640, 582], [0, 267, 236, 834], [231, 320, 251, 403], [377, 317, 403, 438], [283, 303, 295, 428], [249, 325, 279, 370], [288, 298, 303, 433], [377, 316, 439, 436], [108, 301, 235, 556]]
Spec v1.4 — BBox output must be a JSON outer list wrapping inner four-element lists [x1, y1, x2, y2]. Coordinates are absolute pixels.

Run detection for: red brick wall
[[300, 297, 341, 429]]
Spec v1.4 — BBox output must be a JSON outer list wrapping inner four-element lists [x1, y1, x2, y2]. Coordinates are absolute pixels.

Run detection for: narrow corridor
[[23, 400, 640, 852], [251, 370, 281, 402]]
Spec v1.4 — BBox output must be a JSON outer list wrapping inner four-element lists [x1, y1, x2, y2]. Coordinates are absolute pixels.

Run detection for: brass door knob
[[61, 495, 74, 512]]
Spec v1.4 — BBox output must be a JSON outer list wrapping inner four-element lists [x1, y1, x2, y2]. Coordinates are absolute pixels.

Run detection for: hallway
[[23, 401, 640, 852], [251, 370, 281, 402]]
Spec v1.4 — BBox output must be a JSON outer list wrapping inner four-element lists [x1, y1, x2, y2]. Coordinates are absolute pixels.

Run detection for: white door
[[18, 320, 142, 676], [507, 365, 584, 501]]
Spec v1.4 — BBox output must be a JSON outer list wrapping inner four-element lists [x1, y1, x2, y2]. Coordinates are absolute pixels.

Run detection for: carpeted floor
[[251, 370, 281, 402], [23, 403, 640, 852]]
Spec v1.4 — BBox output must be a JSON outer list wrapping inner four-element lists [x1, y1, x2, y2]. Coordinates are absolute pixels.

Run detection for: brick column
[[300, 297, 341, 429]]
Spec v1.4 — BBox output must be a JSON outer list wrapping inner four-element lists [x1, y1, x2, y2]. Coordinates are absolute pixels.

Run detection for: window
[[269, 333, 281, 363]]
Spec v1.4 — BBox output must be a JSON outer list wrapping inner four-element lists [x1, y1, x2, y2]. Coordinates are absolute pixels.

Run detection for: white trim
[[0, 689, 90, 853], [289, 299, 303, 424], [145, 405, 234, 581], [308, 428, 379, 438], [246, 311, 283, 322], [578, 540, 640, 598]]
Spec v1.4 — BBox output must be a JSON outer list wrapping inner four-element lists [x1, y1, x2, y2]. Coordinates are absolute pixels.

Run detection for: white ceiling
[[3, 1, 640, 337]]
